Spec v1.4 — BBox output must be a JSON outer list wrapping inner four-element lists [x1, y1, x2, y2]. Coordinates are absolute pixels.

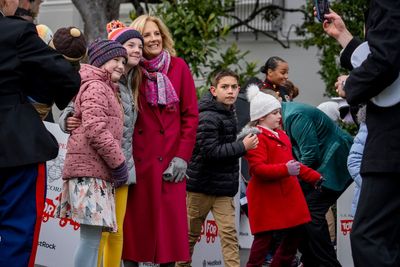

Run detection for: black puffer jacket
[[186, 92, 246, 197]]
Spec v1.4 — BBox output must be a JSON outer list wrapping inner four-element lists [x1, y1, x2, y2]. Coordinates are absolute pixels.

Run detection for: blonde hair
[[247, 120, 259, 127], [130, 66, 142, 111], [130, 15, 176, 57], [260, 88, 279, 99]]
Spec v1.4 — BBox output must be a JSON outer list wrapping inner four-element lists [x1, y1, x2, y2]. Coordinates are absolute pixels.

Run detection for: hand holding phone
[[315, 0, 330, 22]]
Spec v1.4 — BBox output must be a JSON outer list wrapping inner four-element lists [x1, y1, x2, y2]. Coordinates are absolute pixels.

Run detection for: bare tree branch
[[72, 0, 308, 48], [128, 0, 145, 16], [72, 0, 121, 42], [229, 14, 290, 48], [223, 0, 310, 48], [228, 4, 308, 32]]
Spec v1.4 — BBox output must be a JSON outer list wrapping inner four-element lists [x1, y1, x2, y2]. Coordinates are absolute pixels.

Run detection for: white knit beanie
[[247, 84, 281, 121]]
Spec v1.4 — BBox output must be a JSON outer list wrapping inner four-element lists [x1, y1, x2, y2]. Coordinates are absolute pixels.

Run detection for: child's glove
[[111, 162, 129, 188], [286, 160, 300, 176], [162, 157, 187, 183]]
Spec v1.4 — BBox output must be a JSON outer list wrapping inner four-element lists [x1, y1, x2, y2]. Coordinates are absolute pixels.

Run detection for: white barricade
[[36, 122, 224, 267], [35, 122, 79, 267], [36, 122, 354, 266], [336, 182, 355, 267]]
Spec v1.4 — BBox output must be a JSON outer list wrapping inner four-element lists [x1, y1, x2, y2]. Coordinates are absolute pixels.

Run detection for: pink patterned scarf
[[140, 50, 179, 106]]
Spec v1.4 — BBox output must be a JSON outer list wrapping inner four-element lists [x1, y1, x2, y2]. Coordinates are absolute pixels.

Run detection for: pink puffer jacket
[[62, 64, 124, 181]]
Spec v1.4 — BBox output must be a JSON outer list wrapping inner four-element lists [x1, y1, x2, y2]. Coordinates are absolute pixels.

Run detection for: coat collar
[[79, 64, 119, 92], [0, 10, 5, 17], [260, 79, 277, 91], [258, 126, 287, 146]]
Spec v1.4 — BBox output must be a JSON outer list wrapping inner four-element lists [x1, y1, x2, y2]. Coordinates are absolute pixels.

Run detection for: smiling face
[[210, 75, 240, 109], [267, 61, 289, 86], [123, 38, 143, 69], [259, 109, 282, 130], [141, 20, 163, 59], [101, 56, 126, 82]]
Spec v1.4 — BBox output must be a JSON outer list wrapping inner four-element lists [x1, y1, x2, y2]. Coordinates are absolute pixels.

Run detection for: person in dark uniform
[[15, 0, 59, 122], [0, 1, 80, 266], [323, 4, 400, 266]]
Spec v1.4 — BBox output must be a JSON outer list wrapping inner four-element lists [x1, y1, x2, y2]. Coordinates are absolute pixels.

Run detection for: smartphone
[[315, 0, 330, 22]]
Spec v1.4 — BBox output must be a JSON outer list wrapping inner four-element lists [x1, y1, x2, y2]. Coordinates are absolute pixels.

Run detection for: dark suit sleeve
[[343, 1, 400, 105], [340, 37, 363, 71], [16, 23, 80, 109]]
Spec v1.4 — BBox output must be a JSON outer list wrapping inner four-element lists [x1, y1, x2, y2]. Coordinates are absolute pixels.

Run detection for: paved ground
[[36, 249, 252, 267], [240, 248, 251, 266]]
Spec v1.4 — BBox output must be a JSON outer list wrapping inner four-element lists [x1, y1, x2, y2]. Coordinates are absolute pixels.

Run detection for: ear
[[258, 114, 267, 121], [210, 86, 218, 97]]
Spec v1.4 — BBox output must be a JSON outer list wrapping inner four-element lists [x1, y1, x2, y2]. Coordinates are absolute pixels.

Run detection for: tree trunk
[[71, 0, 122, 43]]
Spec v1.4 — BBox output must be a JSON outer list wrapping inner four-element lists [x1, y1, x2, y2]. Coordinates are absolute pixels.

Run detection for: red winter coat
[[122, 57, 198, 263], [245, 126, 320, 234]]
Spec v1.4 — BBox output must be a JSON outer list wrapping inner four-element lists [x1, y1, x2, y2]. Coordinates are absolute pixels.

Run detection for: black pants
[[247, 227, 302, 267], [300, 185, 346, 267], [351, 173, 400, 267]]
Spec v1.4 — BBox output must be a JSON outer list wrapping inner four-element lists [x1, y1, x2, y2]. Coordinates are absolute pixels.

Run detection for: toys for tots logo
[[197, 220, 218, 243], [340, 219, 353, 235]]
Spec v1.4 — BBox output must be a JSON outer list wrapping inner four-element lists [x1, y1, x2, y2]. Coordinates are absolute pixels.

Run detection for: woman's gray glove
[[111, 162, 129, 188], [162, 157, 187, 183]]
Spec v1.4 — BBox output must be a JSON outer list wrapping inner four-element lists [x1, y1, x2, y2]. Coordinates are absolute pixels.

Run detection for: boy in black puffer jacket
[[177, 69, 258, 267]]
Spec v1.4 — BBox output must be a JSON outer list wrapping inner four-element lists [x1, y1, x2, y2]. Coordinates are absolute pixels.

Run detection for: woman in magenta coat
[[122, 15, 198, 266]]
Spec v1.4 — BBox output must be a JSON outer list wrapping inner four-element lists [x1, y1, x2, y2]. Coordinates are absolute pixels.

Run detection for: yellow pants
[[97, 185, 129, 267]]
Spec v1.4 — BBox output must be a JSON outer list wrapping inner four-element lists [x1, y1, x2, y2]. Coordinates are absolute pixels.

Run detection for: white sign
[[38, 123, 359, 266], [36, 122, 225, 267], [238, 213, 253, 250], [336, 183, 355, 267], [36, 122, 80, 267], [191, 213, 224, 267]]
